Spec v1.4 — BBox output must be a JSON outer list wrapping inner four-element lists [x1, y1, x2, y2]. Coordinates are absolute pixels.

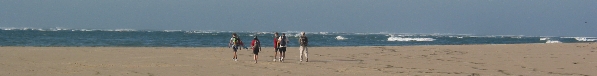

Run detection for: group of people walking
[[228, 32, 309, 63]]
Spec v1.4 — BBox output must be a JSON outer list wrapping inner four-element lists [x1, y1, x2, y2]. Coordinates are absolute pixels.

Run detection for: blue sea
[[0, 27, 595, 47]]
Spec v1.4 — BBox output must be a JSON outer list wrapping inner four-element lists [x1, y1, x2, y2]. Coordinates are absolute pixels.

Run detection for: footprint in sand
[[359, 53, 370, 55], [470, 73, 481, 76], [468, 62, 485, 64], [430, 53, 438, 55], [384, 65, 394, 68], [547, 72, 589, 76], [471, 67, 487, 70], [497, 70, 511, 75], [147, 73, 155, 76]]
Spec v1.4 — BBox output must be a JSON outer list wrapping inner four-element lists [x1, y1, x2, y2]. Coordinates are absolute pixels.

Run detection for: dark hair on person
[[232, 33, 237, 36]]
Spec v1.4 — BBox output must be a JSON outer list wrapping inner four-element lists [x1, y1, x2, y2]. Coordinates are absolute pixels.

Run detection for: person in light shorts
[[298, 32, 309, 62]]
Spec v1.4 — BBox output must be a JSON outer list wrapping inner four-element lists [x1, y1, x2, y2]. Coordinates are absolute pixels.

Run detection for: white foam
[[293, 33, 301, 37], [545, 40, 562, 43], [539, 38, 550, 41], [1, 27, 592, 40], [335, 36, 348, 40], [387, 36, 435, 41], [510, 36, 523, 39], [163, 30, 183, 32], [574, 37, 597, 42], [449, 36, 463, 38], [184, 30, 219, 33], [559, 37, 597, 42], [561, 37, 595, 38], [319, 32, 329, 35]]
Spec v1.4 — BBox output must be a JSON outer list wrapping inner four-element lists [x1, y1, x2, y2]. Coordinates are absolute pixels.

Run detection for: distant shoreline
[[1, 42, 593, 48]]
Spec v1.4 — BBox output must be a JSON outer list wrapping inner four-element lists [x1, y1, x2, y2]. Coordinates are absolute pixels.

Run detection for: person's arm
[[241, 40, 248, 49], [299, 37, 302, 46], [277, 37, 282, 46], [251, 40, 256, 49], [250, 40, 253, 49], [286, 38, 290, 45], [239, 40, 243, 45], [238, 39, 243, 50], [228, 38, 232, 48]]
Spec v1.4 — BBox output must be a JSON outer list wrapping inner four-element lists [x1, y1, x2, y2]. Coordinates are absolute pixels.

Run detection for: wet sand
[[1, 43, 596, 76]]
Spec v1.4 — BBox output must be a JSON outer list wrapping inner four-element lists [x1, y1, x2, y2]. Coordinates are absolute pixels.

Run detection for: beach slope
[[1, 43, 596, 76]]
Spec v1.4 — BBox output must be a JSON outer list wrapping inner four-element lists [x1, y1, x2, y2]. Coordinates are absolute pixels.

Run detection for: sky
[[1, 0, 596, 36]]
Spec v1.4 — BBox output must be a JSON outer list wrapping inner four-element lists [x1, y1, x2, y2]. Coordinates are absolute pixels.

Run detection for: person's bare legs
[[280, 51, 285, 62], [273, 50, 278, 61], [233, 52, 237, 61], [254, 54, 258, 63], [278, 51, 283, 62]]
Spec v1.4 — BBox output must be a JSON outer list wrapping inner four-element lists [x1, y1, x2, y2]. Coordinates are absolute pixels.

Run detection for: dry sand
[[1, 43, 596, 76]]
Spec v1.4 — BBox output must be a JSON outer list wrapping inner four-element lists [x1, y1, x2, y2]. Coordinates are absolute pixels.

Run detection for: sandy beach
[[1, 43, 596, 76]]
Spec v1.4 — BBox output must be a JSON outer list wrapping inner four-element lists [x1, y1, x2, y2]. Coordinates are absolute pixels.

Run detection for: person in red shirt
[[250, 36, 261, 63], [272, 32, 280, 62]]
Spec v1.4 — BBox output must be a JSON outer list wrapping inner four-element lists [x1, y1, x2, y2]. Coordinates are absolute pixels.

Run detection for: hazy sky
[[1, 0, 596, 36]]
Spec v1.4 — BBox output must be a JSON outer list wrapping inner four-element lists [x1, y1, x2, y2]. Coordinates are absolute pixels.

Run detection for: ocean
[[0, 28, 595, 47]]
